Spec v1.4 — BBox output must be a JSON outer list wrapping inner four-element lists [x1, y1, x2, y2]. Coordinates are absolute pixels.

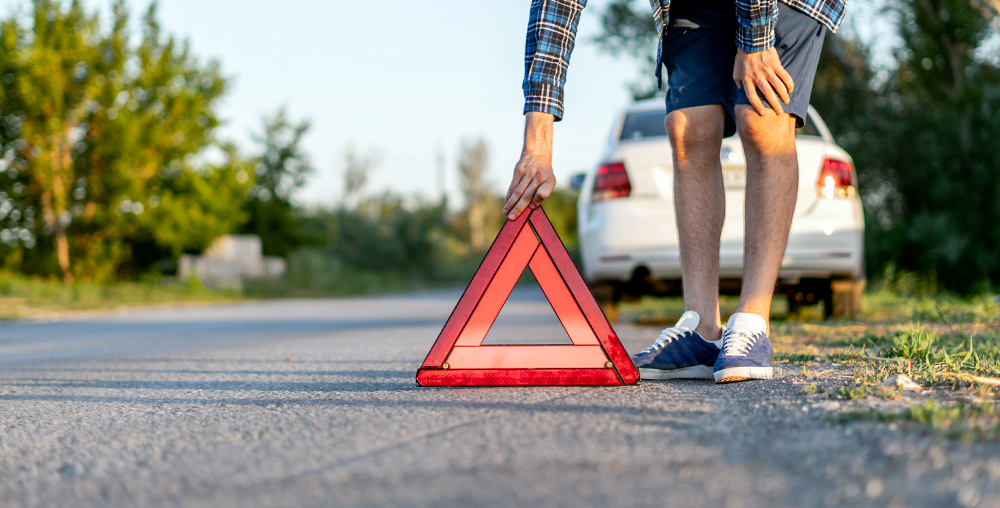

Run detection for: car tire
[[829, 278, 866, 319]]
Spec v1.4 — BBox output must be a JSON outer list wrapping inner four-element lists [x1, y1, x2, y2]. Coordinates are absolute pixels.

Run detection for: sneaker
[[630, 311, 722, 380], [714, 312, 774, 383]]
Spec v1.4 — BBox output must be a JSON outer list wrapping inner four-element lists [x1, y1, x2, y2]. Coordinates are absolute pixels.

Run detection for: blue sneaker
[[630, 311, 722, 380], [714, 313, 774, 383]]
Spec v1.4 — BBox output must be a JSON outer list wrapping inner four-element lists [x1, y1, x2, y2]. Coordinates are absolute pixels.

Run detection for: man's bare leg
[[666, 105, 726, 342], [734, 105, 799, 331]]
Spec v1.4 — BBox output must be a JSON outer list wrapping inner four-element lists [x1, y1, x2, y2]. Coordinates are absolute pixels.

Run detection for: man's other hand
[[733, 47, 794, 116], [503, 112, 556, 221]]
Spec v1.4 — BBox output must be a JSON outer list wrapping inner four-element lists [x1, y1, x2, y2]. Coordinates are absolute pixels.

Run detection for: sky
[[0, 1, 891, 208]]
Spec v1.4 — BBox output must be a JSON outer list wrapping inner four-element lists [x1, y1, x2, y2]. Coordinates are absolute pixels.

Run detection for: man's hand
[[502, 112, 556, 221], [733, 47, 794, 117]]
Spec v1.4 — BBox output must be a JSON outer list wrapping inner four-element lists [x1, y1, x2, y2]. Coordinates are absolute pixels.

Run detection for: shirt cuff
[[735, 22, 775, 53], [523, 82, 564, 122]]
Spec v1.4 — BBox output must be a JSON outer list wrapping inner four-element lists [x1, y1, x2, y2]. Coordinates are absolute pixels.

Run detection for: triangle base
[[416, 368, 622, 387]]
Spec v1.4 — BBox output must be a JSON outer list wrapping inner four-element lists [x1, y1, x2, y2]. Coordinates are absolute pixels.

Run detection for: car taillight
[[816, 158, 856, 199], [593, 162, 631, 202]]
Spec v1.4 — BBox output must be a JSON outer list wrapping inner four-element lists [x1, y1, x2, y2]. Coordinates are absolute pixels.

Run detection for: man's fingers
[[502, 171, 532, 216], [775, 64, 794, 94], [505, 166, 525, 203], [532, 179, 556, 207], [744, 78, 767, 116], [758, 77, 786, 115], [510, 180, 542, 219], [766, 71, 790, 104]]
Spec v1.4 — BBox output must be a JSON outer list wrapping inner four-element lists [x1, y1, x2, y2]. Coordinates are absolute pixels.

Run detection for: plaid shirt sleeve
[[734, 0, 778, 53], [522, 0, 587, 121]]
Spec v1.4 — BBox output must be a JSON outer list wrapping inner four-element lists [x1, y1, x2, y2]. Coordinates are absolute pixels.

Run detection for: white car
[[573, 99, 866, 320]]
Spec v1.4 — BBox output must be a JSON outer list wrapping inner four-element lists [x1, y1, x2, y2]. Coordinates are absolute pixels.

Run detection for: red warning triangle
[[416, 206, 639, 386]]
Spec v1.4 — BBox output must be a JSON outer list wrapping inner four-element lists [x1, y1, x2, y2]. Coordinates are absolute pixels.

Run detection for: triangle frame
[[416, 206, 639, 386]]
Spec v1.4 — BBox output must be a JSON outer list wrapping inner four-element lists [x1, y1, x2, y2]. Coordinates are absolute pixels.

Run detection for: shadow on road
[[0, 388, 707, 429]]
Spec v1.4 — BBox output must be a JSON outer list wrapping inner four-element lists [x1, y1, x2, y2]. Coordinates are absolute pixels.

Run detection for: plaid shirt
[[524, 0, 847, 120]]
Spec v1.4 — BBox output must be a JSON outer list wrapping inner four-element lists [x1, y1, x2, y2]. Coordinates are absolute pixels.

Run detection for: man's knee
[[735, 105, 796, 152], [665, 106, 725, 162]]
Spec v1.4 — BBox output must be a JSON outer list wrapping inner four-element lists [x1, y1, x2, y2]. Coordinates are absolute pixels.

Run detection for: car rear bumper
[[580, 198, 864, 283]]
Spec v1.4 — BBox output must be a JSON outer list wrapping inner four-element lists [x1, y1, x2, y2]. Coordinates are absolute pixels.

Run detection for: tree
[[870, 0, 1000, 291], [141, 144, 250, 266], [0, 0, 231, 281], [592, 0, 659, 99], [342, 145, 377, 208], [0, 1, 104, 281], [241, 107, 314, 257], [456, 138, 490, 250]]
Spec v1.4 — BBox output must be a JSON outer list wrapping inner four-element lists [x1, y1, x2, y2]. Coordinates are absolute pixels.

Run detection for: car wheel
[[828, 278, 866, 319]]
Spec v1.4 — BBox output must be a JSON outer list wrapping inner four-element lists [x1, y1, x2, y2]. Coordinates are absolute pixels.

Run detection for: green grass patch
[[775, 351, 821, 363], [859, 326, 1000, 382], [862, 287, 999, 324], [800, 382, 826, 395], [0, 271, 240, 319], [833, 401, 1000, 441]]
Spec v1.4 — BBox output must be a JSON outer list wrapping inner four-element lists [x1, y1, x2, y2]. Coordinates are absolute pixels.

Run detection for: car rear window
[[796, 113, 821, 137], [619, 110, 667, 141]]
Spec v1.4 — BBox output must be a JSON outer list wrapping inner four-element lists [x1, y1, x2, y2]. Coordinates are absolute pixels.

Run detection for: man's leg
[[665, 105, 726, 342], [734, 105, 799, 330]]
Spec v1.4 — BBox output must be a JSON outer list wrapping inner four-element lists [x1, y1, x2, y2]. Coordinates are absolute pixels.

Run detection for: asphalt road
[[1, 288, 998, 508]]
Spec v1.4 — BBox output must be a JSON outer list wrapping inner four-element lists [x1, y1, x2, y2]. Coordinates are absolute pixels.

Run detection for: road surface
[[1, 288, 998, 507]]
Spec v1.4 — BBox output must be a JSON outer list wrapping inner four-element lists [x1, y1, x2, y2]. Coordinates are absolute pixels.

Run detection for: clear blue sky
[[1, 1, 888, 208]]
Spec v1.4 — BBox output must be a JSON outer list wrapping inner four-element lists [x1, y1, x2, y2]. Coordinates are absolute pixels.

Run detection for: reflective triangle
[[416, 206, 639, 386]]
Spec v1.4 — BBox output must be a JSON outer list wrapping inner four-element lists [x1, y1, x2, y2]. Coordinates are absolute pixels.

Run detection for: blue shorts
[[661, 1, 827, 137]]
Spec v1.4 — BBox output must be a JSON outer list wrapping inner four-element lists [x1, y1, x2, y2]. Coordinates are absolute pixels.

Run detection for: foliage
[[244, 184, 585, 298], [246, 192, 482, 297], [540, 188, 580, 261], [812, 0, 1000, 292], [0, 269, 238, 319], [327, 194, 450, 276], [592, 0, 659, 99], [0, 0, 233, 282], [141, 147, 249, 267], [863, 265, 1000, 322], [241, 107, 314, 257], [341, 145, 377, 205]]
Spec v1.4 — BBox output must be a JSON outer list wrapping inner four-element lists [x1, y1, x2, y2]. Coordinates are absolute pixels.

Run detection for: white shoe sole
[[714, 366, 773, 383], [639, 365, 715, 380]]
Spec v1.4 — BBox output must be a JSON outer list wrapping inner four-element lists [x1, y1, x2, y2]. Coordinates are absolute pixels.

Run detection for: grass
[[800, 382, 826, 395], [833, 401, 1000, 441], [863, 289, 999, 323], [0, 272, 241, 320]]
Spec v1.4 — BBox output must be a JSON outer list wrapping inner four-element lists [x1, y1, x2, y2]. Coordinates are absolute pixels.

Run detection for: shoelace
[[722, 329, 759, 357], [637, 327, 690, 355]]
